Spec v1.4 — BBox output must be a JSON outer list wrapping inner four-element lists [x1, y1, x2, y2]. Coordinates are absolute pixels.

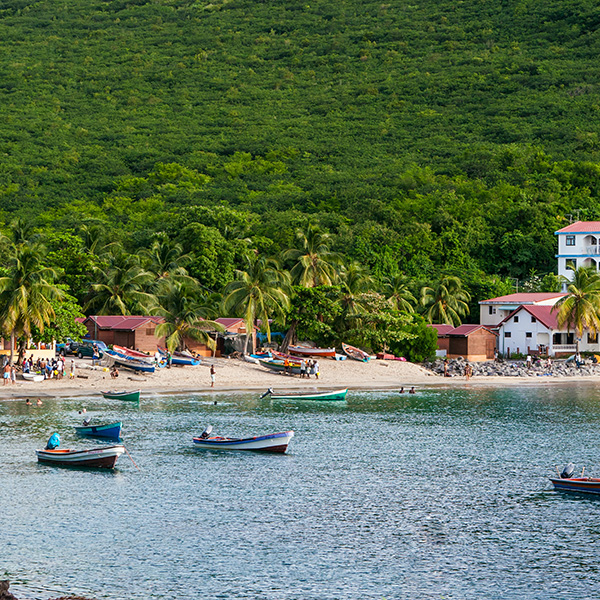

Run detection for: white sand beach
[[1, 357, 600, 400]]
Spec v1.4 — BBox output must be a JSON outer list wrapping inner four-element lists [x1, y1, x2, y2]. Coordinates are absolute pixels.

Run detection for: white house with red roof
[[479, 293, 566, 327], [555, 221, 600, 283], [495, 304, 599, 357]]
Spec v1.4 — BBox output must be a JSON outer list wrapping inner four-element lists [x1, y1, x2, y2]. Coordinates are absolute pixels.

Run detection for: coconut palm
[[421, 275, 471, 326], [223, 255, 291, 353], [152, 280, 224, 353], [283, 224, 341, 287], [85, 250, 155, 315], [385, 274, 417, 313], [140, 238, 192, 283], [553, 266, 600, 352], [0, 242, 65, 363], [339, 262, 375, 314]]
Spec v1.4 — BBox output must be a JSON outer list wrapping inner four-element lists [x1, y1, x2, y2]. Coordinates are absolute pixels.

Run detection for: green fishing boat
[[101, 389, 141, 402], [260, 388, 348, 401]]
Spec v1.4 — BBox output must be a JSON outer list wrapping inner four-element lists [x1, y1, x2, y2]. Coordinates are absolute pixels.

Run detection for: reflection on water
[[2, 384, 600, 599]]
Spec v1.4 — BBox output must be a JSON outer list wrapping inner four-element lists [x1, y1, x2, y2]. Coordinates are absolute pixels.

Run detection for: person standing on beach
[[11, 365, 16, 384], [300, 359, 306, 378], [69, 360, 76, 379], [314, 360, 320, 380], [210, 364, 216, 388], [3, 363, 10, 385]]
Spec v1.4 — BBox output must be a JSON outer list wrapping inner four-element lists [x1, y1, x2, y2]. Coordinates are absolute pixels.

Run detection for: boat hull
[[106, 351, 156, 373], [550, 477, 600, 494], [289, 346, 336, 358], [22, 373, 44, 382], [112, 345, 154, 364], [74, 422, 122, 440], [258, 359, 302, 375], [102, 390, 141, 402], [342, 343, 370, 362], [36, 445, 125, 468], [193, 431, 294, 453], [268, 388, 348, 401]]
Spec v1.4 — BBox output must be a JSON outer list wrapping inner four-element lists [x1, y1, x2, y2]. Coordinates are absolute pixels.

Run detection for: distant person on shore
[[110, 365, 119, 378], [443, 359, 449, 377], [69, 360, 76, 379], [10, 365, 16, 385], [92, 344, 100, 366], [314, 360, 320, 380], [210, 364, 216, 388], [300, 359, 307, 378], [526, 355, 532, 369], [464, 363, 472, 381], [3, 363, 10, 386], [167, 351, 173, 368]]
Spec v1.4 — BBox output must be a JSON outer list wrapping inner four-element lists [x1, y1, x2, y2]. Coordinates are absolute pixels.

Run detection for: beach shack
[[447, 324, 497, 361], [427, 324, 455, 357], [83, 316, 165, 353]]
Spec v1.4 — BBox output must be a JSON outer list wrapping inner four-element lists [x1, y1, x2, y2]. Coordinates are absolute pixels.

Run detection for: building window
[[488, 306, 493, 315], [504, 332, 512, 338], [526, 332, 532, 338], [589, 332, 598, 344], [514, 316, 519, 323], [566, 259, 577, 271], [146, 328, 154, 335], [566, 235, 576, 246], [553, 333, 562, 344], [531, 317, 536, 323]]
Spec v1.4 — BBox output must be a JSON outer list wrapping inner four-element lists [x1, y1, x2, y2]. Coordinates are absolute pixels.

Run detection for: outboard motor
[[45, 433, 60, 450], [83, 417, 92, 426], [260, 388, 274, 399], [560, 463, 575, 479], [200, 425, 213, 439]]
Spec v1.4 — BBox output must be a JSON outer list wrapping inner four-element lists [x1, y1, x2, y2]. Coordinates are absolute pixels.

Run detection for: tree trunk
[[9, 331, 14, 366], [280, 321, 297, 353]]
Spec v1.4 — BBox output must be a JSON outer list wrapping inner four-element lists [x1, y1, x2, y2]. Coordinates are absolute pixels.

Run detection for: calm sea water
[[2, 385, 600, 600]]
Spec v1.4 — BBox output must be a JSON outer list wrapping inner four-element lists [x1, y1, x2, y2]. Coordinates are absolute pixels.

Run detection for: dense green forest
[[2, 0, 600, 356]]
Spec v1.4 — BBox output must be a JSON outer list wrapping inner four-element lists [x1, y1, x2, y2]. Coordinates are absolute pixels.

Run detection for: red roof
[[498, 305, 560, 330], [480, 293, 566, 304], [85, 315, 163, 331], [427, 324, 455, 336], [449, 324, 496, 336], [556, 221, 600, 233]]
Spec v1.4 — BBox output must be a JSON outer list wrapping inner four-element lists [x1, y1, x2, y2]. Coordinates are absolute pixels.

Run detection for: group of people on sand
[[23, 355, 76, 380], [3, 363, 16, 385], [282, 358, 320, 379]]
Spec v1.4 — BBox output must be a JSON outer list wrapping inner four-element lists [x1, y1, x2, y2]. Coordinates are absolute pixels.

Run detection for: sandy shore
[[1, 357, 600, 401]]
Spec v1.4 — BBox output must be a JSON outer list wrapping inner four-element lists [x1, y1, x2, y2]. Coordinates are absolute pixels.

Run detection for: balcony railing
[[552, 344, 577, 352], [585, 246, 600, 255]]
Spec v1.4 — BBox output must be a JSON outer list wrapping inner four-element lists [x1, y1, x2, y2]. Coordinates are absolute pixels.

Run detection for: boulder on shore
[[0, 581, 17, 600]]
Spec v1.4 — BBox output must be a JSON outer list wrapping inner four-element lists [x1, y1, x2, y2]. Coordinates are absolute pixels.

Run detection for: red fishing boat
[[288, 345, 336, 358]]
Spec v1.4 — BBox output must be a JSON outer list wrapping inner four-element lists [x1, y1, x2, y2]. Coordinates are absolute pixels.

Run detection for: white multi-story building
[[479, 293, 566, 327], [556, 221, 600, 282]]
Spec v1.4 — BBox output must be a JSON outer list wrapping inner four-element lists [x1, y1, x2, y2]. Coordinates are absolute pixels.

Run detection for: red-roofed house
[[83, 316, 165, 353], [428, 324, 497, 361], [556, 221, 600, 286], [479, 293, 567, 327], [496, 304, 595, 357]]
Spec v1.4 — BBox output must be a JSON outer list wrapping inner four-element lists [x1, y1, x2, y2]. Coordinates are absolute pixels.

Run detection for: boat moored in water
[[74, 421, 123, 440], [36, 444, 125, 468], [550, 462, 600, 494], [102, 389, 141, 402], [261, 387, 348, 401], [193, 427, 294, 453]]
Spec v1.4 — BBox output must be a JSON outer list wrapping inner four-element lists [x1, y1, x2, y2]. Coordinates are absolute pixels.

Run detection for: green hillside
[[2, 0, 600, 294]]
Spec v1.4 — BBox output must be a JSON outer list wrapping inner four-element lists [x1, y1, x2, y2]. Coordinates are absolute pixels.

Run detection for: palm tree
[[283, 224, 341, 287], [85, 250, 155, 315], [140, 238, 192, 283], [223, 255, 291, 353], [339, 262, 375, 314], [152, 280, 224, 353], [0, 242, 65, 363], [384, 274, 417, 313], [553, 266, 600, 352], [421, 275, 471, 326]]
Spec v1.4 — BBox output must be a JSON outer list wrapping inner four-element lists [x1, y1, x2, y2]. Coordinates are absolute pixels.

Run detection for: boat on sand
[[289, 345, 336, 358], [342, 343, 370, 362]]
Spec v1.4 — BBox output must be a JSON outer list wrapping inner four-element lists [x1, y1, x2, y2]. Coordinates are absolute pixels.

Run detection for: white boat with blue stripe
[[192, 426, 293, 453]]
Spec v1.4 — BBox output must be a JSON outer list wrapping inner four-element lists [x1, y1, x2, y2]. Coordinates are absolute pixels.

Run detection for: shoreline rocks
[[423, 357, 600, 378]]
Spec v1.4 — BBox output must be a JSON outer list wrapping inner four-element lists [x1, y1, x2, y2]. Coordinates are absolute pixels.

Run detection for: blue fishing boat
[[106, 351, 156, 373], [74, 421, 122, 440], [158, 347, 201, 366]]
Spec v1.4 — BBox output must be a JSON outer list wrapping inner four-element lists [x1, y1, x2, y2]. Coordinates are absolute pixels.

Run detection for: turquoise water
[[2, 385, 600, 599]]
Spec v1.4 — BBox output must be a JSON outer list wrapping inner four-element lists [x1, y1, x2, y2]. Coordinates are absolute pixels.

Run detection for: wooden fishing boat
[[22, 372, 44, 383], [101, 389, 141, 402], [193, 429, 294, 453], [258, 358, 302, 375], [105, 350, 156, 373], [271, 350, 302, 364], [261, 388, 348, 401], [289, 345, 336, 358], [112, 345, 154, 364], [158, 347, 201, 366], [36, 445, 125, 468], [342, 343, 370, 362], [74, 421, 122, 440], [550, 477, 600, 494]]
